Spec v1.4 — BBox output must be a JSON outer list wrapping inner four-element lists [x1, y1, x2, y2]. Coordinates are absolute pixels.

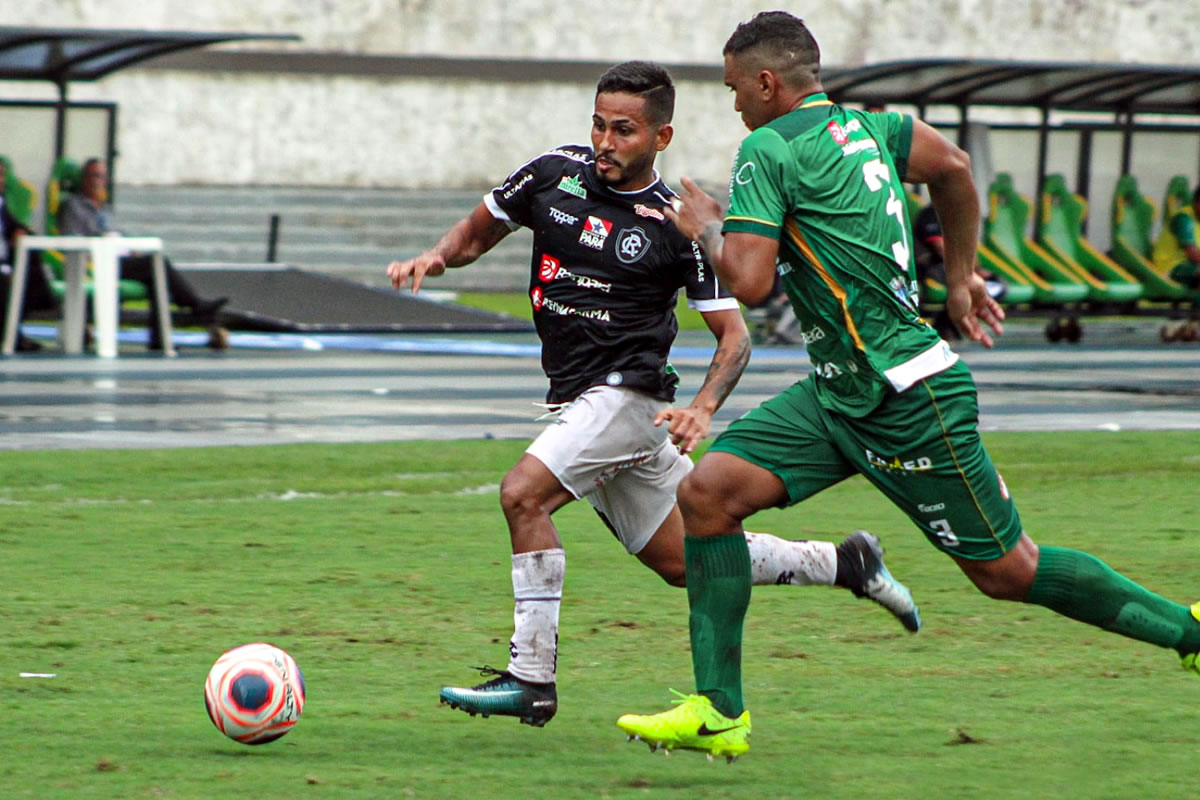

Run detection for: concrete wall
[[3, 1, 1199, 189]]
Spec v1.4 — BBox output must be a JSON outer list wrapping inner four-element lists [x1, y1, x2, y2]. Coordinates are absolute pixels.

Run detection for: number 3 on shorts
[[930, 518, 960, 547]]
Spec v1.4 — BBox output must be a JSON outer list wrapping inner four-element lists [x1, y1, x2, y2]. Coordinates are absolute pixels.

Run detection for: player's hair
[[595, 61, 675, 126], [1193, 184, 1200, 205], [81, 157, 104, 175], [723, 11, 821, 89]]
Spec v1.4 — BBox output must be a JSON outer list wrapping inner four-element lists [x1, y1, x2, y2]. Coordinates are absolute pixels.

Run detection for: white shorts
[[525, 385, 693, 555]]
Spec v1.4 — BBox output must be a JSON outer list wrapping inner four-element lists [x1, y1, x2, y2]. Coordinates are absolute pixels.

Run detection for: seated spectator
[[56, 158, 227, 349], [912, 203, 1006, 339], [1153, 184, 1200, 291], [0, 159, 58, 351]]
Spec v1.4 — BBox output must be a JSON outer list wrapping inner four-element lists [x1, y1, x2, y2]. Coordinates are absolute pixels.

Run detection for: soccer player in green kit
[[616, 10, 1200, 761]]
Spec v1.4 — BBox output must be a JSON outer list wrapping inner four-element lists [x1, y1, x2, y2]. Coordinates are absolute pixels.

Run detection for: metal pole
[[266, 214, 280, 262], [1076, 129, 1093, 235], [53, 81, 68, 159], [1035, 107, 1050, 229]]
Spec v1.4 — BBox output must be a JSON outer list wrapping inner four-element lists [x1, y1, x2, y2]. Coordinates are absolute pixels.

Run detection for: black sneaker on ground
[[837, 531, 922, 633], [439, 666, 557, 727]]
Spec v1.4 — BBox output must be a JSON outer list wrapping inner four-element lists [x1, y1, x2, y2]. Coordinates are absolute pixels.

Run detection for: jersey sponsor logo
[[735, 161, 756, 185], [799, 325, 825, 345], [548, 206, 578, 226], [579, 215, 612, 250], [615, 226, 651, 264], [537, 254, 612, 291], [841, 138, 880, 158], [502, 172, 533, 199], [918, 502, 946, 513], [539, 254, 562, 281], [634, 203, 665, 221], [865, 449, 933, 473], [530, 285, 545, 311], [546, 147, 590, 163], [776, 259, 793, 276], [827, 120, 849, 145], [537, 294, 611, 322], [691, 241, 706, 280], [557, 174, 587, 199]]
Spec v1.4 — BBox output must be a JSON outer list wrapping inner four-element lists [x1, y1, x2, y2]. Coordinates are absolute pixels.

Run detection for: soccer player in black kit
[[387, 61, 919, 727]]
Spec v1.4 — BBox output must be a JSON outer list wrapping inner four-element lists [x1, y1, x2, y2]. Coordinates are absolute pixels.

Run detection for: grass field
[[1, 433, 1198, 799]]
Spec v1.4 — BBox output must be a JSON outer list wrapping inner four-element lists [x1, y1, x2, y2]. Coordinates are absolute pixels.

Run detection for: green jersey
[[724, 93, 956, 417]]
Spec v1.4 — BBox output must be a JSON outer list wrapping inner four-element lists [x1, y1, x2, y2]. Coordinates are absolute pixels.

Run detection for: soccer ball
[[204, 642, 306, 745]]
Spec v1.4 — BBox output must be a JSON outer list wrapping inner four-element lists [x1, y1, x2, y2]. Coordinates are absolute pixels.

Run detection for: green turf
[[1, 433, 1197, 798]]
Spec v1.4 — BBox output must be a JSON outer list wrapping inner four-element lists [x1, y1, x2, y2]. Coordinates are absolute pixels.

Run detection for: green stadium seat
[[1036, 174, 1142, 304], [1162, 174, 1192, 224], [1109, 174, 1189, 302], [983, 173, 1088, 304], [1, 155, 38, 228], [43, 157, 148, 304]]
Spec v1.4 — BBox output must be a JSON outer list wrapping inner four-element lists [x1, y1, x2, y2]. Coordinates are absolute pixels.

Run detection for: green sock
[[685, 533, 752, 718], [1027, 546, 1200, 656]]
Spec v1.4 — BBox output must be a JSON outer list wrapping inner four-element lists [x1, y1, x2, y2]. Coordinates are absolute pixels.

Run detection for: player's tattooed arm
[[656, 308, 750, 453]]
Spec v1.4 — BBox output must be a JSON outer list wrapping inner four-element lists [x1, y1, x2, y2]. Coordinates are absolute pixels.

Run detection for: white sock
[[506, 548, 564, 684], [744, 532, 836, 586]]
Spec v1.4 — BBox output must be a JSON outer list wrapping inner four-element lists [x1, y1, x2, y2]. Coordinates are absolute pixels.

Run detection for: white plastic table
[[1, 235, 175, 358]]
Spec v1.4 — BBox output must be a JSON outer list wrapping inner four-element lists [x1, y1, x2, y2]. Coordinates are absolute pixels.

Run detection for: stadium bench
[[983, 173, 1088, 304], [1109, 174, 1190, 302], [1036, 174, 1142, 304]]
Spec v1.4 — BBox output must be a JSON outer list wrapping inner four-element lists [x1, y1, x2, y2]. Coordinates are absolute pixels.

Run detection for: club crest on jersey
[[557, 174, 587, 199], [615, 226, 652, 264], [634, 203, 665, 221], [579, 216, 612, 250]]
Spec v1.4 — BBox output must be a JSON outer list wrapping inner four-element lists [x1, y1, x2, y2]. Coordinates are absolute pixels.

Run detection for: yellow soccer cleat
[[617, 690, 750, 762], [1183, 603, 1200, 677]]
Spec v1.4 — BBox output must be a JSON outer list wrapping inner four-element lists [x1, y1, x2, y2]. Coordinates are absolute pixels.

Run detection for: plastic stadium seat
[[1, 155, 38, 228], [1162, 174, 1192, 224], [1109, 175, 1189, 301], [1037, 174, 1142, 304], [983, 173, 1088, 304]]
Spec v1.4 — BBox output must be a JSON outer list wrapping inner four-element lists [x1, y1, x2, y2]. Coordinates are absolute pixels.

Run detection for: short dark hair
[[595, 61, 675, 126], [723, 11, 821, 88]]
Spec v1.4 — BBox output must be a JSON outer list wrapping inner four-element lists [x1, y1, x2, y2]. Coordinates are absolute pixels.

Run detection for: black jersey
[[485, 143, 738, 404]]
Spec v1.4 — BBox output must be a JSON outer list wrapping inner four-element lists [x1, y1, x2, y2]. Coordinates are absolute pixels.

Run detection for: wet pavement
[[1, 320, 1199, 450]]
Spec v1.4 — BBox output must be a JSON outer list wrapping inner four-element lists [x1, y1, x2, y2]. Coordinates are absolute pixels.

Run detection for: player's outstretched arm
[[904, 119, 1003, 347], [654, 308, 750, 454], [387, 203, 513, 293]]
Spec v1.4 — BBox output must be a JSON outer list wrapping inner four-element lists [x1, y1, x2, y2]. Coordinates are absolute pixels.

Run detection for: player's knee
[[657, 563, 687, 588], [499, 473, 537, 520], [676, 470, 718, 520]]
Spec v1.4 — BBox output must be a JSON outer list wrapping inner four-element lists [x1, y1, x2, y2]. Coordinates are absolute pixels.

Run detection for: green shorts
[[709, 360, 1023, 560]]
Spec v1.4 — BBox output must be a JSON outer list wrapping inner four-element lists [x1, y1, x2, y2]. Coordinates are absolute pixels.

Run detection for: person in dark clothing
[[56, 158, 227, 348]]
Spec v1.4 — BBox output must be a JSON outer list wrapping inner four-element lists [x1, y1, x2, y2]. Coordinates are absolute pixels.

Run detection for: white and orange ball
[[204, 642, 305, 745]]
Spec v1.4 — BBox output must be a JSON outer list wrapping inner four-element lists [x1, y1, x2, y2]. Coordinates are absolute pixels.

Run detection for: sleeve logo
[[735, 161, 757, 185], [538, 254, 561, 281]]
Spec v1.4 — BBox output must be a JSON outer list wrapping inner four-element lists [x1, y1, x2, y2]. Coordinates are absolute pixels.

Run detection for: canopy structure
[[0, 27, 299, 85], [0, 27, 299, 157], [821, 58, 1200, 116]]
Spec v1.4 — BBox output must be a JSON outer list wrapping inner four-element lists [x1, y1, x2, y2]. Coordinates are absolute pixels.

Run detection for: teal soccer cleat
[[840, 531, 922, 633], [439, 666, 557, 727]]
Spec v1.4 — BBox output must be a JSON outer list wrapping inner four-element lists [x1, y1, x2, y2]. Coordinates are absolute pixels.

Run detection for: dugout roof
[[0, 27, 299, 85], [821, 59, 1200, 116]]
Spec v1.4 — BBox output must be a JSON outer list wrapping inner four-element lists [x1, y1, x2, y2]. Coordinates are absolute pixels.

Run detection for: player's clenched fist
[[388, 251, 446, 293]]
